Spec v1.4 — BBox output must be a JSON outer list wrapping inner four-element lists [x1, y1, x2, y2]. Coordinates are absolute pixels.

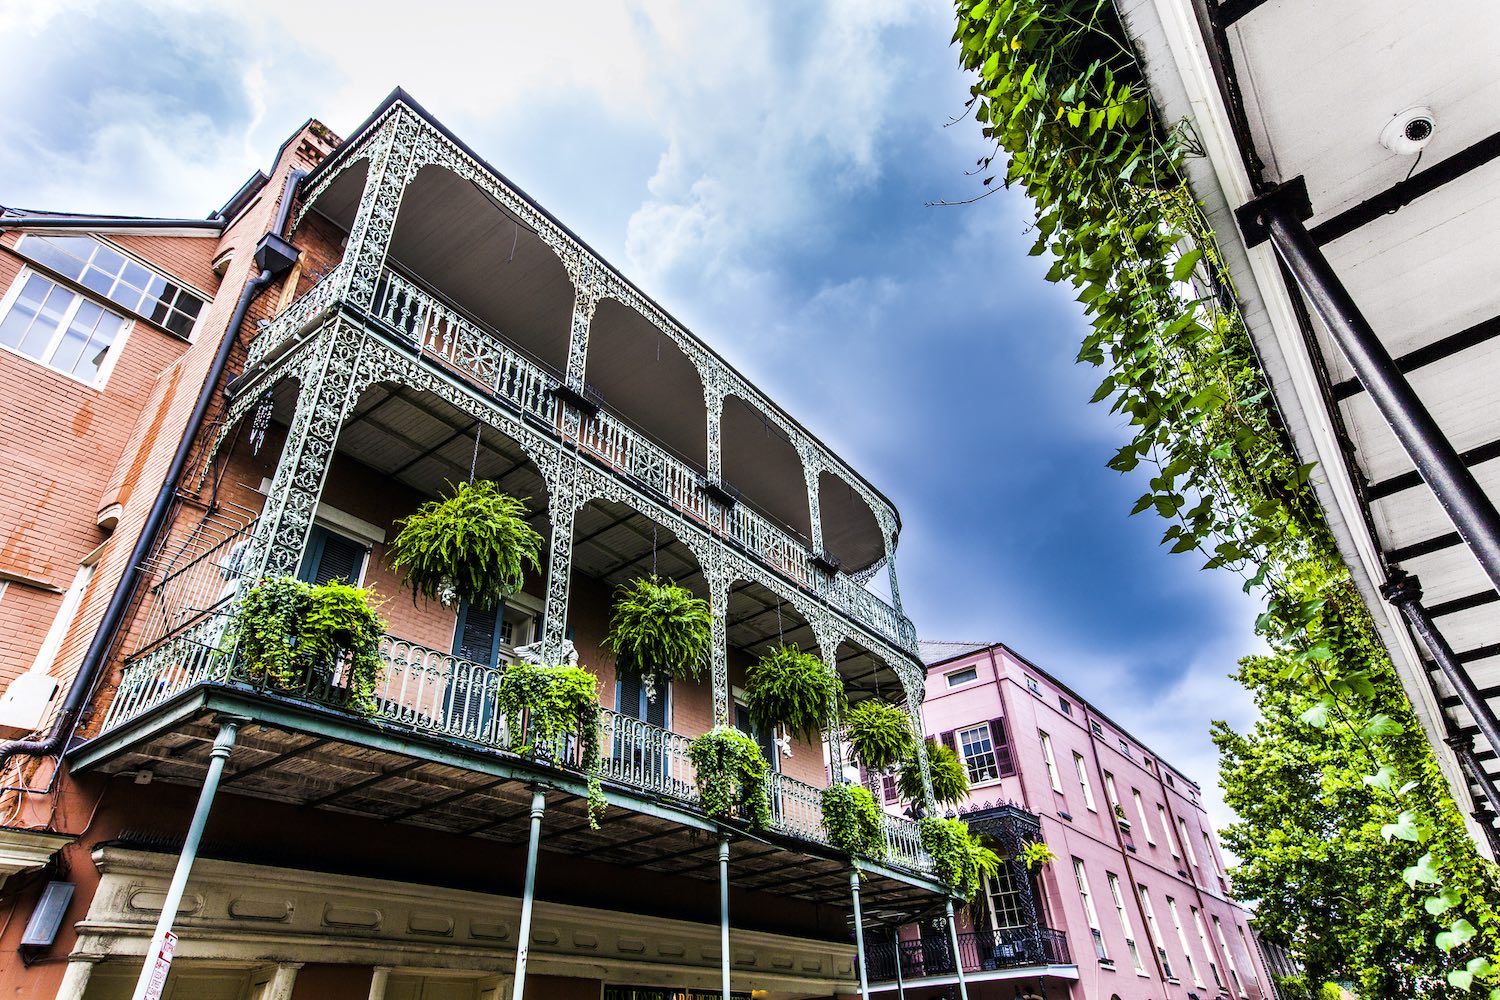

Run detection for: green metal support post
[[850, 866, 870, 1000], [944, 898, 969, 1000], [130, 719, 239, 1000], [719, 837, 732, 1000], [512, 786, 547, 1000]]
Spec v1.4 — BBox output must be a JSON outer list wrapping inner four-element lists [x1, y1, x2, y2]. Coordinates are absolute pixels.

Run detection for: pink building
[[863, 641, 1274, 1000]]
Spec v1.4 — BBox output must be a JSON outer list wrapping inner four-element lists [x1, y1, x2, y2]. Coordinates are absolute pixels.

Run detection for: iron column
[[1238, 176, 1500, 597], [849, 867, 870, 1000], [944, 898, 969, 1000], [130, 719, 239, 1000], [1382, 572, 1500, 771], [512, 786, 546, 1000], [719, 837, 732, 1000], [891, 927, 906, 1000]]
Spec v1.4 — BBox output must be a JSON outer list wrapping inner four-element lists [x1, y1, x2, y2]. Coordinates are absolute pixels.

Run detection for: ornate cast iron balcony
[[862, 927, 1073, 981]]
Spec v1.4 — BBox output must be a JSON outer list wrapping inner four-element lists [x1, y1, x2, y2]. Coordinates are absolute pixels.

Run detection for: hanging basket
[[899, 738, 970, 806], [744, 644, 844, 744], [386, 480, 544, 608], [603, 576, 712, 701], [844, 699, 916, 773]]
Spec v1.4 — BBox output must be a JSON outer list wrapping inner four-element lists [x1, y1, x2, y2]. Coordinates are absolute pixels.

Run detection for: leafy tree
[[1216, 654, 1494, 997]]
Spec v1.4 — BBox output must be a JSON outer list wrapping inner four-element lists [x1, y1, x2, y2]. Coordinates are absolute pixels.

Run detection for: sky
[[0, 0, 1264, 834]]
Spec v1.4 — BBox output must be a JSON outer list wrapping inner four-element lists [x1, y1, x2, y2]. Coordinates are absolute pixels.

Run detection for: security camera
[[1380, 106, 1435, 155]]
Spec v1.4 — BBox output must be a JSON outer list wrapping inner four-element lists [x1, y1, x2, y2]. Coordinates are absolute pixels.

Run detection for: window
[[880, 772, 899, 802], [1138, 886, 1173, 980], [1202, 830, 1218, 875], [1117, 738, 1131, 758], [957, 724, 1000, 783], [0, 271, 130, 385], [1073, 752, 1097, 811], [1192, 906, 1222, 989], [16, 234, 205, 337], [1179, 817, 1200, 870], [1025, 674, 1041, 695], [1107, 873, 1144, 973], [1159, 805, 1179, 857], [1103, 771, 1121, 813], [945, 666, 979, 688], [984, 864, 1029, 930], [1165, 771, 1176, 787], [1215, 916, 1247, 997], [1167, 897, 1203, 986], [735, 699, 779, 773], [1073, 859, 1109, 963], [1039, 731, 1062, 791], [298, 526, 368, 587], [1134, 790, 1155, 844], [1236, 924, 1261, 988], [1058, 696, 1072, 716], [1090, 720, 1104, 738]]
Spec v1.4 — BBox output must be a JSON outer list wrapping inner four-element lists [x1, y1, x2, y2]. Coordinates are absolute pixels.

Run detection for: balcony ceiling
[[1215, 0, 1500, 799], [77, 707, 940, 926]]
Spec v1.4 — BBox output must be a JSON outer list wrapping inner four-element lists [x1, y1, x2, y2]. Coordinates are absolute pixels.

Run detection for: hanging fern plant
[[495, 661, 606, 827], [845, 699, 916, 773], [745, 644, 845, 743], [602, 576, 712, 701], [387, 480, 543, 608], [228, 576, 388, 716], [920, 816, 1001, 901], [688, 726, 771, 828], [899, 738, 970, 806], [822, 782, 886, 859], [1019, 841, 1057, 870]]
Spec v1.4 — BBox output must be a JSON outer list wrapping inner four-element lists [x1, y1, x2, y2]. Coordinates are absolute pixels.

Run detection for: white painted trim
[[0, 265, 134, 389]]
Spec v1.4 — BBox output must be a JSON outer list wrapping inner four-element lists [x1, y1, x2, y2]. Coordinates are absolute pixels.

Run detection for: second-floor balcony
[[862, 926, 1073, 984]]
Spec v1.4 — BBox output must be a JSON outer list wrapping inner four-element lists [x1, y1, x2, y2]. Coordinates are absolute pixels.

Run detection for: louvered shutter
[[456, 602, 501, 666], [989, 717, 1017, 777], [297, 526, 367, 586]]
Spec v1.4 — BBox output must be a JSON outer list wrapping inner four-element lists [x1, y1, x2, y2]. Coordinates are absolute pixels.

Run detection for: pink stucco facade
[[890, 642, 1274, 1000]]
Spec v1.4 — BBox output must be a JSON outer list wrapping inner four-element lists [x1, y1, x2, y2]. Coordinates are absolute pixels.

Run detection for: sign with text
[[142, 930, 177, 1000]]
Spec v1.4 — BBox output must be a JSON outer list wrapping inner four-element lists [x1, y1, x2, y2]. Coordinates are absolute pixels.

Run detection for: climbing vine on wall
[[951, 0, 1499, 992]]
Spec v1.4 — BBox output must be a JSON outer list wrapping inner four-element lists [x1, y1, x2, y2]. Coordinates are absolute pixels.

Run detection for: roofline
[[0, 208, 225, 236], [303, 86, 904, 536], [926, 639, 1202, 790]]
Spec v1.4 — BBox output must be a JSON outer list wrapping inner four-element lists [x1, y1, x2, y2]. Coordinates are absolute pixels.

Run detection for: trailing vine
[[823, 782, 887, 859], [845, 699, 917, 773], [920, 815, 1001, 901], [228, 576, 387, 715], [952, 0, 1500, 991], [745, 644, 845, 743], [688, 726, 772, 829], [495, 662, 606, 827]]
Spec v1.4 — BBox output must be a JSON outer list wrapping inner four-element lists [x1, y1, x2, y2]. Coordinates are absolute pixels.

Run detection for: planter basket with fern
[[603, 576, 712, 701], [386, 480, 543, 609]]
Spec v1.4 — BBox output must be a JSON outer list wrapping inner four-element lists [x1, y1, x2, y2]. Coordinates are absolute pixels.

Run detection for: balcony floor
[[71, 682, 944, 924]]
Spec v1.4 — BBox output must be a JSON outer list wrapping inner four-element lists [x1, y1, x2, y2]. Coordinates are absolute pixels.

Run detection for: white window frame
[[1073, 858, 1109, 964], [1103, 770, 1120, 812], [1134, 789, 1155, 844], [1216, 916, 1247, 997], [0, 267, 133, 387], [1167, 896, 1203, 987], [1138, 886, 1173, 981], [1159, 804, 1180, 857], [1107, 872, 1144, 973], [1179, 816, 1200, 870], [1192, 905, 1222, 990], [1236, 924, 1261, 988], [1072, 752, 1097, 811], [1024, 674, 1041, 695], [956, 723, 1000, 784], [945, 665, 979, 688], [1039, 730, 1062, 792]]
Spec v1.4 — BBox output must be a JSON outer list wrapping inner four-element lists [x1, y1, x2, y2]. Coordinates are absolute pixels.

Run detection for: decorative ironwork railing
[[244, 266, 917, 651], [246, 261, 351, 367], [133, 519, 259, 652], [103, 607, 933, 878], [862, 927, 1072, 981]]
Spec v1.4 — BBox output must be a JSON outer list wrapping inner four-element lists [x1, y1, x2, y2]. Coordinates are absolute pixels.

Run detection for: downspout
[[0, 168, 306, 772]]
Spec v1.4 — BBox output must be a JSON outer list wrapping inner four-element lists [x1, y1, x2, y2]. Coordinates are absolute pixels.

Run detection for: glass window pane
[[22, 237, 88, 279], [49, 298, 104, 374], [176, 292, 202, 320], [80, 263, 115, 295], [165, 309, 195, 338], [73, 312, 124, 382], [90, 245, 125, 278], [0, 274, 51, 351], [20, 284, 74, 357]]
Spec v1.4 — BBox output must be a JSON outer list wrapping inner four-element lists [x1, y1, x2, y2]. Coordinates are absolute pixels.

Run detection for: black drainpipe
[[0, 168, 306, 771]]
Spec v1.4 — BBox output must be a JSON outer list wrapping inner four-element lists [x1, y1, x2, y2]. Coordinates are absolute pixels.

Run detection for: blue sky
[[0, 1, 1262, 831]]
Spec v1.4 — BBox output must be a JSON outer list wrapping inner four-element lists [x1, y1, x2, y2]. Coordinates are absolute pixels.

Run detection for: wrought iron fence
[[862, 927, 1072, 981]]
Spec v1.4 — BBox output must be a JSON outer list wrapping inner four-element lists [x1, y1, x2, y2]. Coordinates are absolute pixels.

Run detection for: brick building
[[860, 641, 1273, 1000], [0, 90, 1085, 1000]]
